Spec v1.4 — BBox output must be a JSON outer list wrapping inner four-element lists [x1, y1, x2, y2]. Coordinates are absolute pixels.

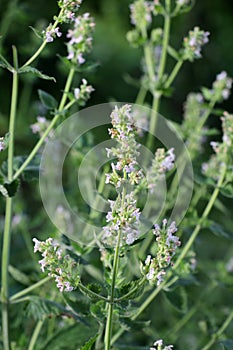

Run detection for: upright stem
[[146, 0, 171, 151], [173, 164, 226, 270], [104, 186, 126, 349], [104, 230, 121, 350], [13, 67, 75, 181], [1, 46, 19, 350]]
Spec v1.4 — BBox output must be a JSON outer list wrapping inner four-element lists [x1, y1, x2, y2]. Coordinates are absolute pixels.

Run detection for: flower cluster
[[147, 148, 175, 193], [30, 116, 53, 140], [105, 105, 143, 188], [0, 133, 9, 152], [103, 192, 141, 246], [44, 26, 62, 43], [150, 339, 174, 350], [202, 71, 232, 102], [129, 0, 153, 30], [181, 92, 207, 158], [182, 26, 210, 61], [103, 105, 143, 246], [58, 0, 82, 23], [202, 112, 233, 181], [74, 78, 95, 105], [143, 219, 181, 285], [33, 237, 80, 292], [66, 12, 95, 65]]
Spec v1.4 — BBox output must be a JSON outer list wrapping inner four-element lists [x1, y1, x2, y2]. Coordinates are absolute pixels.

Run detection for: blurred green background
[[0, 0, 233, 115], [0, 1, 233, 348]]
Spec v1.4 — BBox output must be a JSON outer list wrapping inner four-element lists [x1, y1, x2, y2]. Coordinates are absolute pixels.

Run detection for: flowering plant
[[0, 0, 233, 349]]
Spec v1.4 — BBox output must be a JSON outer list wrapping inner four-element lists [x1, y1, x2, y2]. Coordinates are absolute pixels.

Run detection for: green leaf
[[220, 184, 233, 198], [209, 222, 233, 240], [38, 89, 58, 110], [63, 292, 90, 317], [163, 286, 188, 313], [42, 321, 98, 350], [119, 317, 150, 332], [25, 296, 83, 321], [117, 278, 145, 301], [80, 334, 98, 350], [0, 179, 20, 197], [90, 301, 105, 321], [79, 283, 103, 301], [0, 53, 13, 72], [8, 265, 31, 286], [1, 155, 41, 182], [18, 66, 56, 82], [167, 45, 180, 60]]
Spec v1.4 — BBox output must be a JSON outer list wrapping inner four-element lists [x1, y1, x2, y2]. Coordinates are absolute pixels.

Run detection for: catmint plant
[[1, 0, 233, 349]]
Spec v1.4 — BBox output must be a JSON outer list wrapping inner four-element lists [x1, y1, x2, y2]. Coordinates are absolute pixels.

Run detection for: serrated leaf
[[42, 321, 98, 350], [25, 296, 83, 322], [1, 155, 41, 182], [8, 265, 31, 286], [209, 222, 233, 240], [119, 317, 150, 332], [80, 334, 98, 350], [79, 283, 103, 301], [0, 179, 20, 197], [18, 66, 56, 82], [163, 286, 188, 313], [90, 301, 105, 321], [63, 292, 89, 317], [38, 89, 58, 109], [117, 278, 145, 301]]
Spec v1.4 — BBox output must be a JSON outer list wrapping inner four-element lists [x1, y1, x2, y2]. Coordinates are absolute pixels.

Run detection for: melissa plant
[[0, 1, 233, 350]]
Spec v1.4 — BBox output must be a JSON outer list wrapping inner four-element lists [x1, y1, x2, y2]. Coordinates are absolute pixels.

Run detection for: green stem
[[200, 311, 233, 350], [157, 1, 171, 82], [135, 85, 147, 106], [146, 0, 171, 151], [13, 67, 75, 181], [104, 229, 122, 350], [173, 164, 226, 270], [28, 319, 44, 350], [1, 46, 19, 350], [21, 8, 64, 69], [164, 59, 183, 89], [10, 276, 51, 302]]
